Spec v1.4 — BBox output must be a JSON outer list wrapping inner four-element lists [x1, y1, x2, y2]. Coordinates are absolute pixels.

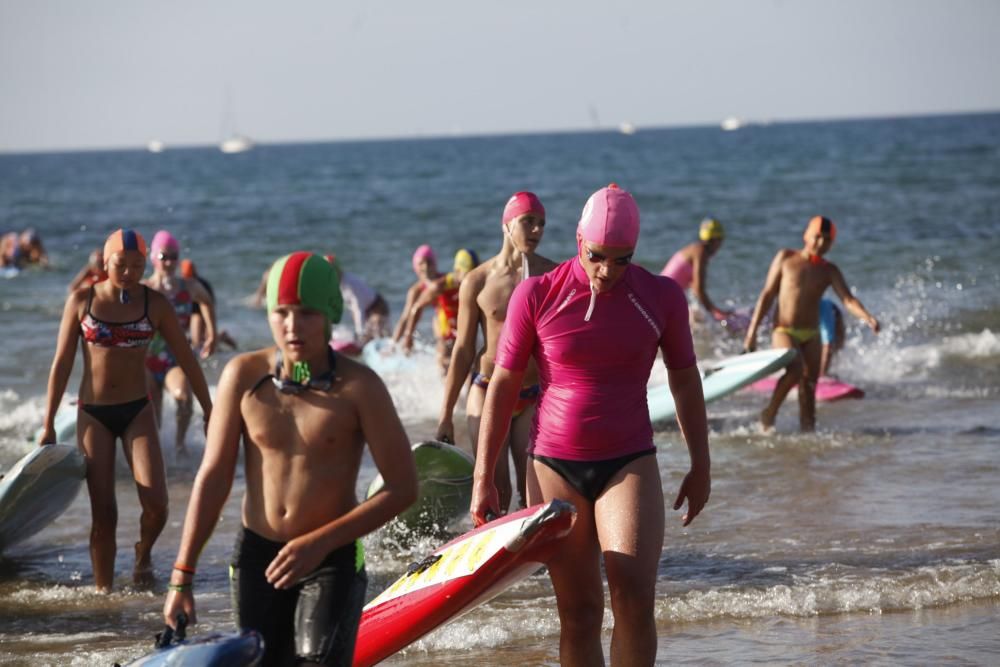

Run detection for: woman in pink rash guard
[[471, 184, 712, 665]]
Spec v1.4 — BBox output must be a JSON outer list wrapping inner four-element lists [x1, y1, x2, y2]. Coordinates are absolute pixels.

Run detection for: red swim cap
[[804, 216, 837, 243]]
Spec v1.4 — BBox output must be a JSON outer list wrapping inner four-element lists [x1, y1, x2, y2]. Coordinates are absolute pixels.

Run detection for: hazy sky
[[2, 0, 998, 152]]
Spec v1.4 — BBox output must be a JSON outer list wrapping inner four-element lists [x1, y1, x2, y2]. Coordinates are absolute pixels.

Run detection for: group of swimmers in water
[[1, 227, 48, 269], [32, 185, 879, 665]]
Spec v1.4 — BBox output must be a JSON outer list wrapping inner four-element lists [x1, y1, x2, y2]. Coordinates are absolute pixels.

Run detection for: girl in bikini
[[39, 229, 213, 592]]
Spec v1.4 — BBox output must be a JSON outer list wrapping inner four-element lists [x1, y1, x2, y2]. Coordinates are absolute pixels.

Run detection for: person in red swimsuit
[[144, 230, 216, 455], [68, 248, 108, 293], [40, 229, 212, 592], [393, 246, 479, 376]]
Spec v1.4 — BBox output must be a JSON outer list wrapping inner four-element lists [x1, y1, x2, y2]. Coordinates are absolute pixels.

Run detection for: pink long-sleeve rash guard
[[494, 257, 696, 461]]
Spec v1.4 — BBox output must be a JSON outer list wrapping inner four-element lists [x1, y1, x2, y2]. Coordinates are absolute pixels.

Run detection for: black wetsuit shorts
[[230, 526, 367, 666]]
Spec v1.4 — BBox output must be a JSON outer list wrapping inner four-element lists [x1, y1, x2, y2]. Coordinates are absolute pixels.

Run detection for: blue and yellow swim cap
[[453, 248, 479, 273], [699, 218, 725, 242]]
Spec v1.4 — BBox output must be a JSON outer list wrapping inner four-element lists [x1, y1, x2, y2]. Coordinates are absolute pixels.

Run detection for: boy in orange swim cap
[[743, 215, 880, 431]]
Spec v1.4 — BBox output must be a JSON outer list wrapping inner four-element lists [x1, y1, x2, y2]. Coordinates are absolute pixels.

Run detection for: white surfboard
[[0, 443, 86, 553], [649, 348, 797, 423]]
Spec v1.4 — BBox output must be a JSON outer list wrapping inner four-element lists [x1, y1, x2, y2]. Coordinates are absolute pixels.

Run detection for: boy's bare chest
[[243, 393, 359, 452], [478, 277, 517, 322]]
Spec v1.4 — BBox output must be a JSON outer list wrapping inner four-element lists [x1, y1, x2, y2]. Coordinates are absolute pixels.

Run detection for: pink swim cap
[[501, 192, 545, 227], [150, 230, 180, 261], [576, 184, 640, 248], [412, 244, 436, 275]]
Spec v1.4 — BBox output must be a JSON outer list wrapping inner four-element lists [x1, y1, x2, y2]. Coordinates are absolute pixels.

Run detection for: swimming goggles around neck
[[271, 347, 337, 394]]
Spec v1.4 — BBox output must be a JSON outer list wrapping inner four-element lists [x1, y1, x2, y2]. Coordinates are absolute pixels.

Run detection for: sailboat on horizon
[[219, 88, 254, 154]]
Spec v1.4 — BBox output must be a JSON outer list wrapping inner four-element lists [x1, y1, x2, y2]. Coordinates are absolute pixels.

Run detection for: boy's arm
[[163, 356, 246, 627], [829, 265, 880, 333], [744, 251, 786, 351], [401, 282, 441, 345], [392, 284, 420, 342], [264, 369, 418, 589], [251, 271, 268, 307], [436, 271, 483, 442]]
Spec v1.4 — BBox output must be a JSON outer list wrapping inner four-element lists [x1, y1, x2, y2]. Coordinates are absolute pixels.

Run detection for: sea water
[[1, 113, 998, 665]]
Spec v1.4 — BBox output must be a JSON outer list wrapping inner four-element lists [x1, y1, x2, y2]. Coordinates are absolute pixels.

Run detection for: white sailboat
[[147, 139, 165, 153], [219, 88, 254, 154], [720, 116, 745, 131], [220, 134, 253, 154]]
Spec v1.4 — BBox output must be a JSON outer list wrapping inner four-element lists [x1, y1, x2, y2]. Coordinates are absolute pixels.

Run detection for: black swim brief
[[230, 526, 367, 667], [532, 448, 656, 502]]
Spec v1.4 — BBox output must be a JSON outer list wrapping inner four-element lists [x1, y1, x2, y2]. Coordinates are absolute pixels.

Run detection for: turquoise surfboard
[[31, 403, 78, 444], [0, 443, 86, 553], [649, 348, 797, 423]]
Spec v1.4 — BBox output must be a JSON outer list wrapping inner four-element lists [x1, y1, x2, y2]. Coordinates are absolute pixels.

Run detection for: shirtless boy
[[743, 216, 880, 431], [163, 252, 417, 666], [436, 192, 556, 512]]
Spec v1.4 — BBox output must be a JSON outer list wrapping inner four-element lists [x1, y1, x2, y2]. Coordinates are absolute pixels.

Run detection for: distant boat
[[219, 134, 254, 154], [219, 87, 254, 154], [147, 139, 165, 153], [720, 117, 744, 131], [619, 122, 637, 135]]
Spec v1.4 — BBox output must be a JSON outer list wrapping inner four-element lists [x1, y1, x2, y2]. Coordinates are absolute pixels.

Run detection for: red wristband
[[173, 563, 196, 575]]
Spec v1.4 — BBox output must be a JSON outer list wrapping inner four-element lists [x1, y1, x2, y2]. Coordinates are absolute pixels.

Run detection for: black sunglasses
[[157, 252, 178, 261], [271, 347, 337, 394], [586, 248, 633, 266]]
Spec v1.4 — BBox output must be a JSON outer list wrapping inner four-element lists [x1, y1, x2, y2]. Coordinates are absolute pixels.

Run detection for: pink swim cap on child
[[412, 244, 436, 275], [501, 192, 545, 227], [576, 184, 640, 248], [150, 230, 180, 261]]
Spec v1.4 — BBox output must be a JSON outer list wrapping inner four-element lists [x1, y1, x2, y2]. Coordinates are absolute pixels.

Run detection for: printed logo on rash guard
[[556, 288, 577, 313], [628, 292, 661, 337]]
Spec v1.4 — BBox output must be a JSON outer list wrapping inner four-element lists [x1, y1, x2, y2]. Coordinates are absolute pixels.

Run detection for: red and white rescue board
[[353, 499, 575, 667], [747, 375, 864, 401]]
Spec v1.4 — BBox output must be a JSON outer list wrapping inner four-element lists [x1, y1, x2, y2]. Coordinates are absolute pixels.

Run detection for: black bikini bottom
[[79, 396, 150, 440]]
